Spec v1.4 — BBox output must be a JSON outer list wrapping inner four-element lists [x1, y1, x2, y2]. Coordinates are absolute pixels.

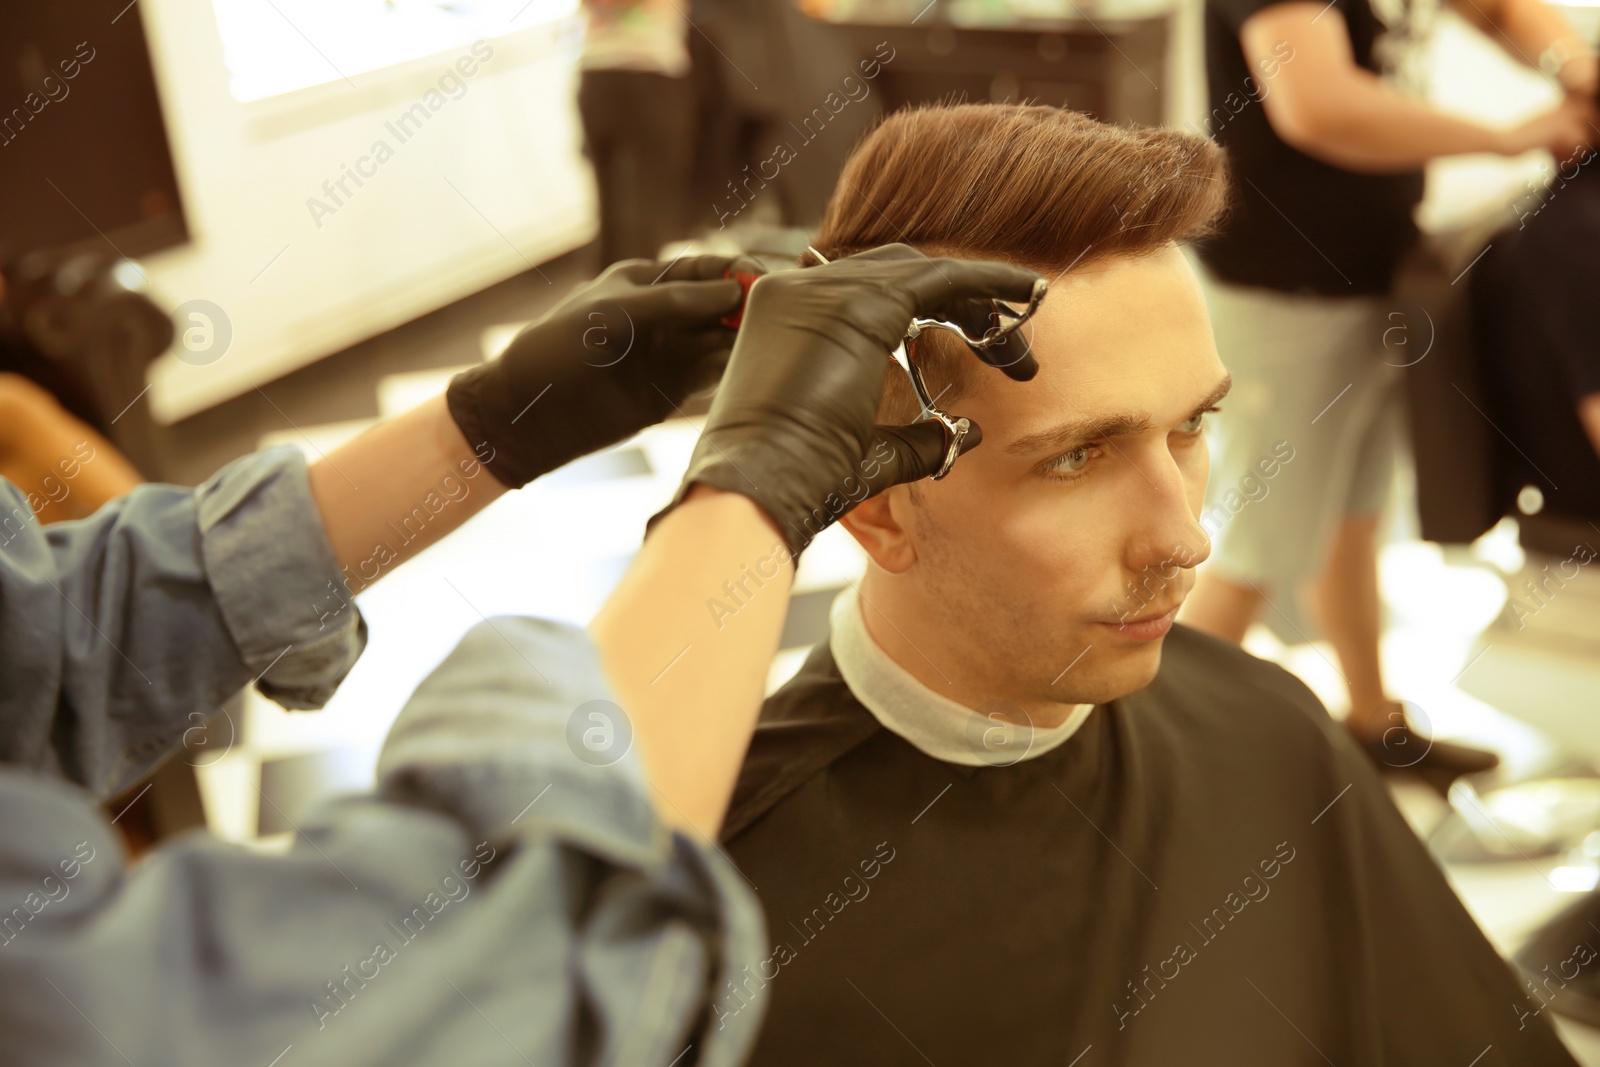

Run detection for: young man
[[717, 104, 1578, 1064], [1180, 0, 1598, 779]]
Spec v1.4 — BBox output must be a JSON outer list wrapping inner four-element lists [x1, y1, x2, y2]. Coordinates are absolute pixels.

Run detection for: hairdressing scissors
[[805, 246, 1048, 479]]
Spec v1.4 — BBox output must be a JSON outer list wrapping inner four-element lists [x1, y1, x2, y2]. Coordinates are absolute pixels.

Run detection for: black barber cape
[[720, 624, 1576, 1065]]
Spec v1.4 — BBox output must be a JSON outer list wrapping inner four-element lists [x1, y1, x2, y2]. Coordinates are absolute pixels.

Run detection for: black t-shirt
[[1194, 0, 1427, 295], [1471, 164, 1600, 519], [720, 624, 1577, 1065]]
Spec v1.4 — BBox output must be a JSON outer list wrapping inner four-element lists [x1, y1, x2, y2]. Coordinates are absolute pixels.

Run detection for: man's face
[[853, 245, 1229, 711]]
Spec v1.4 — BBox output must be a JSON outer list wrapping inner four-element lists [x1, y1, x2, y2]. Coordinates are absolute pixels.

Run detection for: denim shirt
[[0, 448, 767, 1066]]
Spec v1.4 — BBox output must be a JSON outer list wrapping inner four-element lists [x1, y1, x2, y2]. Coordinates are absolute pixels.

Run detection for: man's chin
[[1049, 637, 1166, 706], [1120, 640, 1166, 693]]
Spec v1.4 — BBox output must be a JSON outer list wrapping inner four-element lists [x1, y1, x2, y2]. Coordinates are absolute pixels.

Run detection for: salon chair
[[1394, 215, 1600, 1021]]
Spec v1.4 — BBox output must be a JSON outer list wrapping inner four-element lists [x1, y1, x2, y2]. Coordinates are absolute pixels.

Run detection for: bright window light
[[1550, 864, 1600, 893], [211, 0, 579, 103]]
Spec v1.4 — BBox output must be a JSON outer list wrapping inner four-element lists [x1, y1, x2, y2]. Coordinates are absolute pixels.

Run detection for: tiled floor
[[169, 260, 1600, 1060]]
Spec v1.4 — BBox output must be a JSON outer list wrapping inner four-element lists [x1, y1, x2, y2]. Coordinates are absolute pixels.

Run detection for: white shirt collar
[[828, 586, 1094, 767]]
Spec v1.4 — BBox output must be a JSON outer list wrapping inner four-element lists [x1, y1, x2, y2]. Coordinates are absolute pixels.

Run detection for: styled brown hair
[[810, 103, 1229, 422]]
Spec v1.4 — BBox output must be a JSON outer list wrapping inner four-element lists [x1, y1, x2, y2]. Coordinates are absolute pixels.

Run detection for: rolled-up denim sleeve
[[374, 616, 767, 1067], [0, 617, 767, 1067], [196, 448, 366, 708], [0, 447, 365, 800]]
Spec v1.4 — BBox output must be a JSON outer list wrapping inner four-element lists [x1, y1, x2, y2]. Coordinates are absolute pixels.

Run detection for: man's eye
[[1044, 446, 1093, 475], [1178, 406, 1221, 434]]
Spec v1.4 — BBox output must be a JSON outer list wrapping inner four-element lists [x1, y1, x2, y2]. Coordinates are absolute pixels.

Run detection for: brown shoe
[[1350, 700, 1500, 793]]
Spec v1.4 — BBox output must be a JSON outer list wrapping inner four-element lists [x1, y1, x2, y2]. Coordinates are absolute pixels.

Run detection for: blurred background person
[[0, 268, 145, 523], [686, 0, 877, 235], [1179, 0, 1599, 785], [0, 371, 143, 523], [576, 0, 694, 264]]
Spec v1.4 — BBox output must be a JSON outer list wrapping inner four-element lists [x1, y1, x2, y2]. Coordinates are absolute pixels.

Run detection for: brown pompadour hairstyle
[[809, 103, 1230, 423]]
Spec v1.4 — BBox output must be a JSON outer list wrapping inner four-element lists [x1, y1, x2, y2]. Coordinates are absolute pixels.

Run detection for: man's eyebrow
[[1003, 374, 1234, 456]]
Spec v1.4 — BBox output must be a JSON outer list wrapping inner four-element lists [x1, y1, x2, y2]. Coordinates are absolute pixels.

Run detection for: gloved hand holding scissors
[[657, 244, 1049, 557]]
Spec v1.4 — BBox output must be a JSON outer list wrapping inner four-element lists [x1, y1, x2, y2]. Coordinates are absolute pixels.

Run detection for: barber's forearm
[[1279, 71, 1506, 171], [307, 395, 507, 591], [589, 486, 793, 839]]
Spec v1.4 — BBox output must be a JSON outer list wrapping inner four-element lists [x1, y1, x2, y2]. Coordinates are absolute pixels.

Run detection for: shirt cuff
[[197, 447, 367, 710]]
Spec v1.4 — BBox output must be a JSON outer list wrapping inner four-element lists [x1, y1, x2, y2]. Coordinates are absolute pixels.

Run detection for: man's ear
[[839, 486, 917, 573]]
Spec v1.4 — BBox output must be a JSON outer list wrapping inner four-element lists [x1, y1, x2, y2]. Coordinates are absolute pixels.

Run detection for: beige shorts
[[1193, 258, 1405, 590]]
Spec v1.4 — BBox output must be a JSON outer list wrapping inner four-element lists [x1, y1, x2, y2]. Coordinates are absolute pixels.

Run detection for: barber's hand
[[445, 256, 744, 488], [1498, 96, 1598, 164], [657, 244, 1047, 557], [1559, 52, 1600, 103]]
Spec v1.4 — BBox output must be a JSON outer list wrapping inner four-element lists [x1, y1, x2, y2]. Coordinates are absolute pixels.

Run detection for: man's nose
[[1126, 447, 1211, 574]]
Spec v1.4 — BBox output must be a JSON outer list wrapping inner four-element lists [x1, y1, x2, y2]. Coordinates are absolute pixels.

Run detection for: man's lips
[[1101, 600, 1184, 626], [1095, 600, 1183, 641]]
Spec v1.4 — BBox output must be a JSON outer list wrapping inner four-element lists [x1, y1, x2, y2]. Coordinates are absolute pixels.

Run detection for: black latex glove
[[445, 256, 746, 488], [657, 244, 1047, 557]]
